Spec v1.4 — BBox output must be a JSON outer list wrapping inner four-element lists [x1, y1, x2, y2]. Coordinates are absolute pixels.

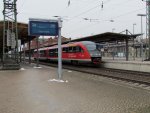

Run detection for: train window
[[49, 48, 58, 57], [76, 46, 83, 53], [62, 47, 68, 53], [49, 49, 53, 53], [39, 50, 45, 55], [49, 49, 54, 57], [68, 47, 73, 53], [39, 51, 42, 54], [54, 49, 58, 57], [76, 46, 79, 52], [79, 47, 83, 52], [55, 49, 58, 53], [66, 47, 69, 52], [85, 44, 96, 51], [44, 51, 46, 55], [96, 44, 102, 51], [72, 47, 76, 52], [34, 51, 37, 54], [62, 48, 66, 52]]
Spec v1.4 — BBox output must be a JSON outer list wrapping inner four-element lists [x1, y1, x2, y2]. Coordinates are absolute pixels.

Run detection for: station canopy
[[0, 20, 140, 52], [67, 32, 141, 44], [0, 21, 35, 52]]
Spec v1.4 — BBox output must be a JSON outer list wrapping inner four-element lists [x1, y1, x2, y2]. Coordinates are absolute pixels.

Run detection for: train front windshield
[[86, 44, 96, 51], [83, 41, 102, 58], [85, 43, 101, 51]]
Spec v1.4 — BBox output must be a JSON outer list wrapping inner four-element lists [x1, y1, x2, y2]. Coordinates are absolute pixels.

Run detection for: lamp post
[[148, 0, 150, 60], [137, 14, 146, 61], [112, 28, 115, 32], [133, 23, 136, 34]]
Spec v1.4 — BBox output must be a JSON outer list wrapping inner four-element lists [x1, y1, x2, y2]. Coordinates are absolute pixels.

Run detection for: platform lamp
[[133, 23, 136, 34], [137, 14, 146, 61], [112, 28, 115, 32]]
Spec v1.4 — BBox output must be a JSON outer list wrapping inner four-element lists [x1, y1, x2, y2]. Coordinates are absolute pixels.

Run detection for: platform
[[0, 63, 150, 113], [0, 59, 20, 70], [102, 57, 150, 73]]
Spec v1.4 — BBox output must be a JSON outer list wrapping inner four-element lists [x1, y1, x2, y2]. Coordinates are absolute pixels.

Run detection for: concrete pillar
[[28, 38, 31, 64], [125, 38, 129, 61], [126, 30, 129, 61], [20, 46, 22, 62]]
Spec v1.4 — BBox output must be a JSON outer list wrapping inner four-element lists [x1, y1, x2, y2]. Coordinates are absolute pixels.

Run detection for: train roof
[[34, 41, 96, 51], [80, 41, 95, 45], [34, 47, 48, 51]]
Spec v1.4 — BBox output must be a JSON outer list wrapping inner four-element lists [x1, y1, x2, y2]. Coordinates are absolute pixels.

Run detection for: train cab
[[81, 41, 102, 64]]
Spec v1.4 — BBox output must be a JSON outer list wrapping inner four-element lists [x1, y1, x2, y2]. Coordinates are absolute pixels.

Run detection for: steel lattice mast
[[3, 0, 19, 64], [147, 0, 150, 59]]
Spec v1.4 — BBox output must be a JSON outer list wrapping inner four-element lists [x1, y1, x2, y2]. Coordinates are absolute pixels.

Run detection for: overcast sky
[[0, 0, 146, 39]]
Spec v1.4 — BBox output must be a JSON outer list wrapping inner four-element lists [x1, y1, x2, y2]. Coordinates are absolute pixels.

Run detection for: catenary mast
[[147, 0, 150, 59], [3, 0, 19, 64]]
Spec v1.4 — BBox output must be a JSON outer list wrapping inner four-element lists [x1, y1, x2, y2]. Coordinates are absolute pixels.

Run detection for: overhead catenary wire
[[64, 3, 145, 29], [64, 0, 135, 24], [66, 0, 112, 21], [64, 7, 145, 37], [111, 8, 145, 20], [13, 0, 146, 38], [58, 0, 100, 18], [17, 0, 144, 23], [63, 0, 144, 27]]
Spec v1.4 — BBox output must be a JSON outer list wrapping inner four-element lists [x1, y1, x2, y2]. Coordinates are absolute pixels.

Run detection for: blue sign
[[29, 20, 58, 36]]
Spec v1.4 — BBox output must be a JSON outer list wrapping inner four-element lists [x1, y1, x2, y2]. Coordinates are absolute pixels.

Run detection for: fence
[[101, 41, 149, 61]]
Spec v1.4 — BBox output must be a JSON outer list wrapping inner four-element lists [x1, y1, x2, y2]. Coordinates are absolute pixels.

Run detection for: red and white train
[[33, 41, 102, 65]]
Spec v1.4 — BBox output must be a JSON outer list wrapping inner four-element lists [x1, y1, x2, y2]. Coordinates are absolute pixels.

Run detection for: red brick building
[[23, 36, 71, 50]]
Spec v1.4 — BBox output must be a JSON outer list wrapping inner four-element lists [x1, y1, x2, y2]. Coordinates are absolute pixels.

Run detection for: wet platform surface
[[0, 63, 150, 113]]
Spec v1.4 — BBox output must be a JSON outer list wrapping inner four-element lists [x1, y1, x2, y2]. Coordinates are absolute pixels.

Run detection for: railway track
[[32, 61, 150, 85]]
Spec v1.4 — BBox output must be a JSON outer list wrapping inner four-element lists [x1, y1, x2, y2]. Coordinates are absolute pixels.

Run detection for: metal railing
[[101, 42, 149, 61]]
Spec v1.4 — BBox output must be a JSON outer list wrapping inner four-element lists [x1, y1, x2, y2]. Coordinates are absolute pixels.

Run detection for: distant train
[[33, 41, 102, 65]]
